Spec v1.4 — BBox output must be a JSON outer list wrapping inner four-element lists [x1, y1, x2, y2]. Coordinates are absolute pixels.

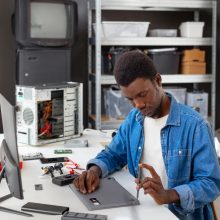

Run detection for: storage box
[[104, 86, 133, 120], [148, 29, 177, 37], [181, 49, 205, 62], [179, 22, 205, 37], [102, 47, 129, 74], [164, 87, 187, 104], [147, 49, 180, 74], [101, 22, 150, 37], [186, 91, 208, 119], [181, 61, 206, 74]]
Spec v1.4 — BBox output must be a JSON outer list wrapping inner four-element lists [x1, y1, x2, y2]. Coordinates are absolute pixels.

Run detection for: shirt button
[[179, 150, 182, 155], [138, 146, 141, 150]]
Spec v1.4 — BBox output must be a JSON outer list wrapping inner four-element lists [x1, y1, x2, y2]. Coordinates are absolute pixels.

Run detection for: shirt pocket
[[167, 148, 192, 182]]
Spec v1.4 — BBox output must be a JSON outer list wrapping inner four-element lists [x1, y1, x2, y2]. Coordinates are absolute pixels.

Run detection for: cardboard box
[[182, 49, 205, 62], [187, 91, 208, 119], [181, 61, 206, 74]]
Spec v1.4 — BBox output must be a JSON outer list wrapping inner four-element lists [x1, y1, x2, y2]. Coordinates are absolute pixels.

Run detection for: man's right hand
[[73, 165, 101, 194]]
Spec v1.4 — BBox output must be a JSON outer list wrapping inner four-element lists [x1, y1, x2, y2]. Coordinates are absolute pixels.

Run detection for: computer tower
[[16, 48, 71, 86], [16, 83, 83, 145]]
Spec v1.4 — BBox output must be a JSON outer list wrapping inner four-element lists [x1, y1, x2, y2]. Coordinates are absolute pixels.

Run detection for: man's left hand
[[135, 163, 179, 205]]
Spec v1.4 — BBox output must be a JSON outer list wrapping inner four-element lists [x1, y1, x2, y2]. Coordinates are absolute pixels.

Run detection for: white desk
[[0, 129, 177, 220]]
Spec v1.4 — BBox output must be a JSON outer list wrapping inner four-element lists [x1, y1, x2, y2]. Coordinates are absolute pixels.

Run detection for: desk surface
[[0, 129, 177, 220]]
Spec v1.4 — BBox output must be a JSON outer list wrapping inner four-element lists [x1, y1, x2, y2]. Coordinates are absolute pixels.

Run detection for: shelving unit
[[88, 0, 217, 130]]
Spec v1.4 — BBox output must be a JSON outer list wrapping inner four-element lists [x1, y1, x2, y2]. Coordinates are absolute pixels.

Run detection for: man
[[74, 50, 220, 219]]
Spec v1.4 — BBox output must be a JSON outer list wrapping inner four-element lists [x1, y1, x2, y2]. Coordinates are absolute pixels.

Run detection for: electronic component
[[16, 83, 83, 145], [22, 152, 44, 161], [52, 173, 78, 186], [54, 163, 64, 175], [41, 166, 55, 178], [54, 149, 73, 154], [62, 211, 107, 220], [40, 157, 69, 164], [34, 184, 43, 191], [21, 202, 69, 215]]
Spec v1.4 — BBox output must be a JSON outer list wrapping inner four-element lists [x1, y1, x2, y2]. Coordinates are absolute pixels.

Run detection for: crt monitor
[[15, 0, 78, 47], [0, 94, 31, 217]]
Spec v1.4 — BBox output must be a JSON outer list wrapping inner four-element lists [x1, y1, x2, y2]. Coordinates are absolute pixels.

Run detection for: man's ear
[[154, 73, 162, 87]]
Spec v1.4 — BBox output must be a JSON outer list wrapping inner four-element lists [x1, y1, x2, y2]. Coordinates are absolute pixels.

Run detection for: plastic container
[[102, 47, 129, 74], [101, 22, 150, 37], [179, 22, 205, 37], [104, 86, 133, 120], [147, 49, 180, 74], [148, 29, 177, 37], [164, 87, 187, 104], [186, 91, 208, 119]]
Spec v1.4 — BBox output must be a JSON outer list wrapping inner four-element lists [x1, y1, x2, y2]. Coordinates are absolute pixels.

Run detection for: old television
[[0, 94, 31, 217], [15, 0, 78, 47]]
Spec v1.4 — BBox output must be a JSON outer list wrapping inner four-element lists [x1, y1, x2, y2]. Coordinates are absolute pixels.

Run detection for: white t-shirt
[[142, 115, 168, 189]]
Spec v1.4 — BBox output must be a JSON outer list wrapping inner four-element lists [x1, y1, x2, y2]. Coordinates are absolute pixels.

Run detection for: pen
[[136, 164, 142, 200]]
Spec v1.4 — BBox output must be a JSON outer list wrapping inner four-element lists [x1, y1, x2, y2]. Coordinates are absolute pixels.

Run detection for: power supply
[[16, 82, 83, 145]]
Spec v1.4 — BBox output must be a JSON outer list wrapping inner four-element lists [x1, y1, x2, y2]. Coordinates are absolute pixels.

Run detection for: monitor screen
[[15, 0, 77, 47], [30, 2, 68, 39]]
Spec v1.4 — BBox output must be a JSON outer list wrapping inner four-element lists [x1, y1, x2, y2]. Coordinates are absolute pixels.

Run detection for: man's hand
[[73, 165, 101, 194], [135, 163, 179, 205]]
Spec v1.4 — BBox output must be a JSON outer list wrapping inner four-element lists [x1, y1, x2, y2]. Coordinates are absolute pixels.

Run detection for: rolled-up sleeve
[[87, 158, 109, 178], [173, 184, 195, 215]]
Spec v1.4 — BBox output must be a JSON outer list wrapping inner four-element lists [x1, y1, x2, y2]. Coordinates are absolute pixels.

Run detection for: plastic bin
[[148, 29, 177, 37], [102, 47, 129, 74], [147, 49, 180, 74], [101, 22, 150, 37], [164, 87, 187, 104], [186, 91, 208, 119], [104, 86, 133, 120], [179, 22, 205, 37]]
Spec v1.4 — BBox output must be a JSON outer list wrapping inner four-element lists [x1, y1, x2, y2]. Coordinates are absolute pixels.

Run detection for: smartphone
[[21, 202, 69, 215], [40, 157, 69, 164]]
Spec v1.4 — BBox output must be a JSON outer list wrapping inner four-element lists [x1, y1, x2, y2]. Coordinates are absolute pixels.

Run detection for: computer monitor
[[0, 94, 31, 217], [15, 0, 78, 47]]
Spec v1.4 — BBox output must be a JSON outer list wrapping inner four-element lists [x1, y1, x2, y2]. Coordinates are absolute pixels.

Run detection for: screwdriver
[[136, 164, 142, 200]]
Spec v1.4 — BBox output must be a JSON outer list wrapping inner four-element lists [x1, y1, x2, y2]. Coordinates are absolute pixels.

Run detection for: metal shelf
[[88, 0, 217, 130], [89, 73, 213, 85], [90, 37, 212, 46], [101, 37, 212, 46], [90, 0, 214, 10]]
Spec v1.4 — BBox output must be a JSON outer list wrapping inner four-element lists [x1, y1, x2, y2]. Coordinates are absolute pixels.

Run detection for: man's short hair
[[113, 50, 158, 86]]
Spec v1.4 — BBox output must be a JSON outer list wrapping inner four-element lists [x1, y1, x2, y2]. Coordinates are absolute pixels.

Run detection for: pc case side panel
[[16, 86, 38, 145], [64, 87, 75, 137], [64, 83, 83, 138]]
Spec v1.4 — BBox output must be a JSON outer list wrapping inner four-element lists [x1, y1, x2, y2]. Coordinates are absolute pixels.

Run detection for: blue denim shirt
[[88, 94, 220, 220]]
